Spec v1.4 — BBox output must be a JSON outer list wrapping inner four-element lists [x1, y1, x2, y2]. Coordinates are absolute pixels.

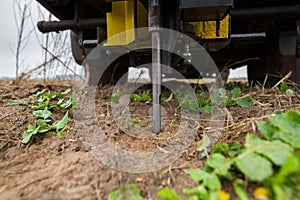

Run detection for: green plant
[[157, 187, 181, 200], [177, 87, 252, 115], [8, 89, 75, 144], [131, 90, 151, 103], [279, 82, 294, 95], [198, 97, 212, 114], [108, 184, 143, 200], [159, 110, 300, 200], [218, 87, 252, 108]]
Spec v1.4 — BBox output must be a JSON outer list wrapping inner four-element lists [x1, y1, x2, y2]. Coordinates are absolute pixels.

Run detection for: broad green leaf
[[33, 110, 52, 119], [268, 113, 281, 128], [236, 97, 252, 108], [257, 121, 279, 140], [230, 87, 241, 99], [233, 179, 249, 200], [208, 190, 219, 200], [7, 99, 29, 106], [236, 153, 273, 181], [22, 125, 39, 144], [244, 134, 262, 148], [277, 154, 300, 180], [183, 185, 207, 196], [277, 110, 300, 148], [245, 134, 292, 166], [22, 130, 35, 144], [157, 187, 181, 200], [206, 154, 231, 176], [54, 111, 69, 130], [256, 140, 292, 166], [189, 169, 209, 182], [204, 174, 221, 191]]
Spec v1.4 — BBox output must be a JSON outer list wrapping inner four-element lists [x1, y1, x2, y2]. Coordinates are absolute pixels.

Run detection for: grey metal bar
[[37, 18, 107, 33], [149, 0, 161, 134], [231, 32, 266, 42], [232, 5, 300, 18]]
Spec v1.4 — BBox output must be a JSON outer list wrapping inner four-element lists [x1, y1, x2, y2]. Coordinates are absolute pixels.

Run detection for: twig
[[271, 71, 293, 90], [41, 46, 81, 78], [224, 57, 259, 69], [17, 57, 56, 81]]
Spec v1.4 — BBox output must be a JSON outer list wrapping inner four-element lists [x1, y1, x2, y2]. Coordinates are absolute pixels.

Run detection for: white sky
[[0, 1, 44, 78]]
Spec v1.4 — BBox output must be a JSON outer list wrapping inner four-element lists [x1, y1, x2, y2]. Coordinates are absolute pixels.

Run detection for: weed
[[158, 110, 300, 200], [219, 87, 253, 108], [131, 90, 151, 103], [157, 187, 180, 200], [8, 89, 75, 144], [279, 82, 294, 94]]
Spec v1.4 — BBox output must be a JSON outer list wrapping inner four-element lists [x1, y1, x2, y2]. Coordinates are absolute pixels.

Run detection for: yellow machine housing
[[105, 0, 147, 46], [190, 15, 230, 39]]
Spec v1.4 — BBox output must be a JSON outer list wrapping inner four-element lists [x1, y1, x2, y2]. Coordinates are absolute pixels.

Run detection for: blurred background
[[0, 0, 246, 81]]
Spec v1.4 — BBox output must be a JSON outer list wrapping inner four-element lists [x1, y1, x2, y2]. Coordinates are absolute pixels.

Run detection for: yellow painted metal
[[105, 0, 135, 45], [191, 15, 229, 39]]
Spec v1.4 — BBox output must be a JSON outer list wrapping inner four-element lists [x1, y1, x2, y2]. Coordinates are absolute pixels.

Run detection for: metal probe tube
[[149, 0, 161, 134]]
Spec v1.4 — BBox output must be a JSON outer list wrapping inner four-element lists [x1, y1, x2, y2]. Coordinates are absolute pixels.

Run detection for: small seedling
[[8, 89, 75, 144], [219, 87, 253, 108], [131, 90, 151, 103]]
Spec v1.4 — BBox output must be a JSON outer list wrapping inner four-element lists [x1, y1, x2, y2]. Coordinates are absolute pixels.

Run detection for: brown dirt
[[0, 80, 299, 200]]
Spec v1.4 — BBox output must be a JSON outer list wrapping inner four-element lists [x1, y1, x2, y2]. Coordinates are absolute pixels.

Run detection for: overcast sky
[[0, 1, 45, 78]]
